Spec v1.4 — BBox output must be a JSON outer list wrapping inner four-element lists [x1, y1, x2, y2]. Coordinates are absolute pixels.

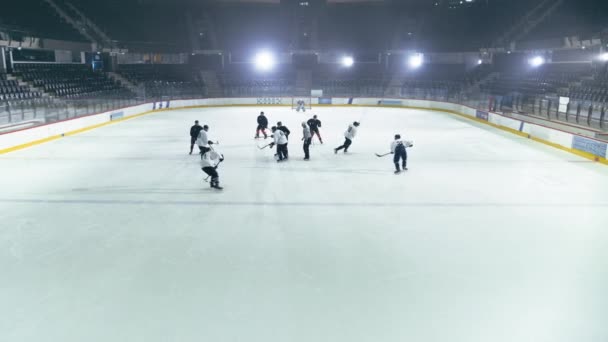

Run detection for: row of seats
[[0, 97, 53, 109], [117, 64, 206, 98], [222, 79, 292, 87], [220, 71, 294, 96], [313, 79, 386, 97], [65, 89, 136, 100], [0, 92, 42, 101], [401, 80, 463, 99], [13, 64, 126, 98], [560, 87, 608, 103], [1, 84, 32, 95], [142, 81, 206, 98], [118, 64, 197, 83], [0, 75, 43, 101], [485, 63, 607, 104]]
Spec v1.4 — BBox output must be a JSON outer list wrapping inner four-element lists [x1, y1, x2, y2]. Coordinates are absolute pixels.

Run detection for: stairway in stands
[[294, 69, 312, 97], [199, 70, 223, 97], [107, 72, 141, 96]]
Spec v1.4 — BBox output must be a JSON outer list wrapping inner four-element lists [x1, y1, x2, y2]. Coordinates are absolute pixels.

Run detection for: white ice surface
[[1, 106, 608, 342]]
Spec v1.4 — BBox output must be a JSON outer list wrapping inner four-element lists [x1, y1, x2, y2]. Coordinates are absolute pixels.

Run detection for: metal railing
[[0, 98, 143, 127], [0, 85, 208, 129], [489, 93, 607, 130]]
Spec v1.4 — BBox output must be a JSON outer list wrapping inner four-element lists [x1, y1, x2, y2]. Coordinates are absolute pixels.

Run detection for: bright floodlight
[[254, 51, 276, 71], [600, 53, 608, 62], [408, 54, 423, 69], [477, 59, 483, 65], [529, 56, 545, 67], [341, 56, 354, 68]]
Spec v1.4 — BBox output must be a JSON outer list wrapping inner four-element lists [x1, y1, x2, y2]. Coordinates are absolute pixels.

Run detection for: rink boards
[[0, 96, 606, 164]]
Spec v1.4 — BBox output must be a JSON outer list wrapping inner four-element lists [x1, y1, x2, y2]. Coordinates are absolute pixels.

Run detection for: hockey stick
[[202, 159, 223, 183], [258, 143, 272, 150], [375, 152, 392, 157]]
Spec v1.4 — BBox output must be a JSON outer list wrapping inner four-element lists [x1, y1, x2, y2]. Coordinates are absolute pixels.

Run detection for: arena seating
[[0, 72, 51, 125], [221, 77, 293, 97], [472, 61, 607, 129], [218, 64, 294, 97], [12, 63, 130, 99], [117, 64, 206, 99], [313, 79, 385, 97], [0, 73, 42, 101], [312, 64, 387, 97], [560, 65, 608, 103], [483, 63, 594, 97]]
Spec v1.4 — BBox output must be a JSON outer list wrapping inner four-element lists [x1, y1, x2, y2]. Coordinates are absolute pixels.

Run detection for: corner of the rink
[[375, 102, 608, 166]]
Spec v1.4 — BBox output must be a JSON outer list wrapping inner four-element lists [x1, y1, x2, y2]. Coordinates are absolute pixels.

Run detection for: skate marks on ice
[[69, 186, 207, 195], [243, 164, 390, 176], [1, 198, 607, 208]]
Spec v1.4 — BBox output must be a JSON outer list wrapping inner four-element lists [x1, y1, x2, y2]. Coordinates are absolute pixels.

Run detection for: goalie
[[295, 99, 307, 112]]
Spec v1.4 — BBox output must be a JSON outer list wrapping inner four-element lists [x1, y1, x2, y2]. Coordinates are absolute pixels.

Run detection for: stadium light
[[477, 59, 483, 65], [599, 53, 608, 62], [408, 53, 423, 69], [254, 51, 276, 71], [529, 56, 545, 67], [341, 56, 354, 68]]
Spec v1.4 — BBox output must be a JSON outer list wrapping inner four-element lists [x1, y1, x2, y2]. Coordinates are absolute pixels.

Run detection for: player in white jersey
[[269, 126, 289, 162], [201, 149, 224, 190], [334, 121, 360, 154], [196, 125, 214, 155], [391, 134, 412, 174]]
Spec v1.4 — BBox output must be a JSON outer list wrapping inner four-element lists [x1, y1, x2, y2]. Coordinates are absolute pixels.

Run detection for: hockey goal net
[[291, 97, 312, 111]]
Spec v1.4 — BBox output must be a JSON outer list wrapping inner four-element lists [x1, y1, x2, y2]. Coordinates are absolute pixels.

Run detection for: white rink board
[[0, 103, 154, 151]]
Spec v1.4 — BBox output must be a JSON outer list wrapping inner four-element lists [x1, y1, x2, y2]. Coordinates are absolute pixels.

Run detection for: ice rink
[[1, 106, 608, 342]]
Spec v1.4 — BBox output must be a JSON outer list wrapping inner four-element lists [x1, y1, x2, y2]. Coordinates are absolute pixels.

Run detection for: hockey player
[[269, 126, 289, 162], [391, 134, 409, 174], [296, 100, 307, 112], [302, 121, 312, 160], [256, 112, 268, 139], [307, 115, 323, 144], [201, 149, 224, 190], [189, 120, 203, 154], [197, 124, 214, 155], [277, 121, 290, 140], [334, 121, 360, 154]]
